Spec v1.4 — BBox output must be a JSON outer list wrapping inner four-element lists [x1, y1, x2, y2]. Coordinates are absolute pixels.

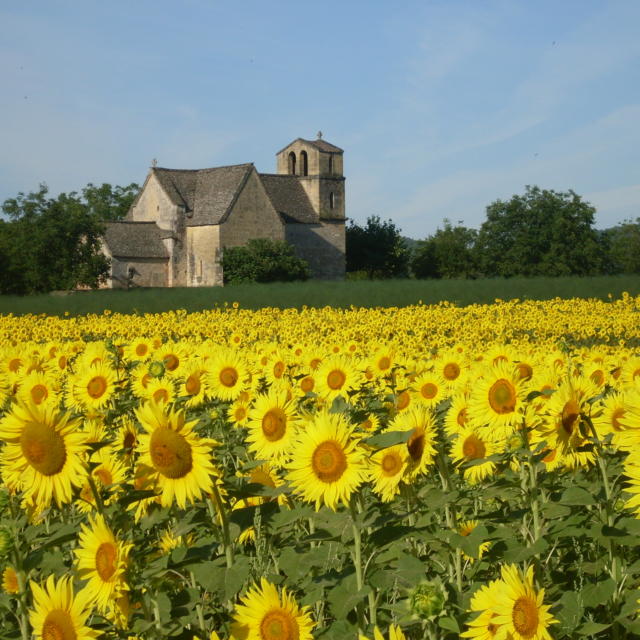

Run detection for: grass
[[1, 275, 639, 317]]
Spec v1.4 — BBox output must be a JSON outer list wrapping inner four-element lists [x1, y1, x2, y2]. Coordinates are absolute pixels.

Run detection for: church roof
[[151, 164, 254, 226], [276, 138, 343, 155], [103, 221, 169, 259], [259, 174, 318, 223]]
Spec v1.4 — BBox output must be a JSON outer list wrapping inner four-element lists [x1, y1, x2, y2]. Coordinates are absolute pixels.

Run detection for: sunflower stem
[[349, 497, 366, 632], [8, 499, 29, 640], [584, 415, 620, 594], [190, 571, 207, 633], [210, 481, 234, 568], [86, 472, 105, 515]]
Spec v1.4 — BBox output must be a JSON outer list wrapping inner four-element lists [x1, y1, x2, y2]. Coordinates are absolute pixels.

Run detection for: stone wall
[[219, 170, 284, 248], [109, 256, 168, 288], [186, 226, 222, 286], [285, 221, 345, 280]]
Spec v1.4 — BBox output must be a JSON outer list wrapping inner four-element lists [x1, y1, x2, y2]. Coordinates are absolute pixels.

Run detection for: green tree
[[412, 219, 478, 279], [0, 181, 137, 294], [82, 182, 139, 221], [476, 185, 604, 277], [346, 215, 410, 279], [222, 238, 310, 284], [601, 218, 640, 274]]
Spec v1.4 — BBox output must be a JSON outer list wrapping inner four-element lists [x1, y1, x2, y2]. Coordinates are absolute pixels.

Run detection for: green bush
[[222, 238, 310, 285]]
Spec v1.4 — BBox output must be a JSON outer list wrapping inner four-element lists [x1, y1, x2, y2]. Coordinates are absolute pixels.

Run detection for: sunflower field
[[2, 294, 640, 639]]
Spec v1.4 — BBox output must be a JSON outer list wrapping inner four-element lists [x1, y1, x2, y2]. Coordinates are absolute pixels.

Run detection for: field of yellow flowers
[[1, 294, 640, 639]]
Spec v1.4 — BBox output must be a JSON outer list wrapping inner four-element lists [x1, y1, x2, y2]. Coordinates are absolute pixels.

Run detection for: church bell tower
[[276, 133, 345, 220]]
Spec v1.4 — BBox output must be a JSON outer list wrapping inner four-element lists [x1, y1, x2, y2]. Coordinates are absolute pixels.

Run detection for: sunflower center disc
[[590, 369, 604, 386], [312, 441, 347, 482], [94, 467, 113, 486], [327, 369, 346, 390], [42, 610, 77, 640], [378, 356, 391, 371], [512, 596, 539, 637], [463, 434, 486, 460], [185, 374, 201, 395], [517, 363, 533, 381], [611, 408, 625, 431], [262, 409, 287, 442], [20, 421, 67, 476], [561, 400, 580, 434], [421, 383, 438, 399], [153, 389, 169, 404], [87, 376, 107, 399], [164, 354, 179, 371], [150, 428, 193, 478], [123, 431, 136, 449], [300, 377, 314, 393], [407, 428, 425, 462], [488, 379, 516, 414], [260, 608, 297, 640], [396, 391, 410, 410], [457, 408, 468, 427], [381, 452, 402, 476], [220, 367, 239, 388], [136, 344, 148, 357], [273, 362, 285, 378], [443, 362, 460, 380], [96, 542, 117, 581], [31, 384, 49, 404]]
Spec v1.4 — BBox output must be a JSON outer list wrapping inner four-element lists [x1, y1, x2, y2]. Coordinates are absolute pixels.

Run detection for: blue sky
[[1, 0, 638, 238]]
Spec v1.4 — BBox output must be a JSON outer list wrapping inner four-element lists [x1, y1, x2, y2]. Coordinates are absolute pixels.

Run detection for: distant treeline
[[347, 186, 640, 280]]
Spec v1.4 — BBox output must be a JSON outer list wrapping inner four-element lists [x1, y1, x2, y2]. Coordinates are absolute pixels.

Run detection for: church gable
[[219, 167, 284, 248]]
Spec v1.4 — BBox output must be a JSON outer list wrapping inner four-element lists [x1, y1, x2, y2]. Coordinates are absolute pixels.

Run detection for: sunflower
[[141, 375, 177, 406], [246, 390, 299, 462], [0, 400, 88, 509], [179, 362, 208, 408], [135, 401, 219, 509], [29, 575, 99, 640], [623, 454, 640, 517], [436, 348, 468, 389], [15, 370, 59, 408], [367, 347, 396, 379], [450, 428, 500, 485], [228, 399, 251, 427], [287, 410, 367, 510], [369, 444, 408, 502], [315, 355, 362, 401], [122, 337, 153, 363], [491, 565, 557, 640], [412, 369, 447, 408], [75, 514, 132, 614], [230, 577, 315, 640], [205, 348, 251, 402], [68, 361, 118, 412], [77, 446, 128, 513], [461, 579, 504, 639], [468, 362, 527, 438], [386, 407, 437, 479], [2, 566, 19, 594], [155, 341, 188, 376], [444, 392, 471, 437], [536, 375, 599, 467]]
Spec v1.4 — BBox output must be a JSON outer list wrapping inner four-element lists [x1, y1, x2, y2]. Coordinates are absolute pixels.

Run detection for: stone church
[[100, 135, 346, 287]]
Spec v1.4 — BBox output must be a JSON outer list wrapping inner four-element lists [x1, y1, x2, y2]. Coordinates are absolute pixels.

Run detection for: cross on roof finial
[[151, 158, 157, 168], [317, 131, 323, 139]]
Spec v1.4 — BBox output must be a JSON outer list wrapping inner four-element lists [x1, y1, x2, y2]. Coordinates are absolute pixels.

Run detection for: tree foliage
[[475, 186, 604, 277], [222, 238, 310, 285], [346, 215, 410, 279], [0, 182, 139, 295], [600, 218, 640, 274], [412, 219, 477, 279]]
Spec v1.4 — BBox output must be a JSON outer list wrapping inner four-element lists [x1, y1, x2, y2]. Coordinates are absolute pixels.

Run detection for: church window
[[300, 150, 308, 176], [329, 192, 335, 209], [328, 155, 333, 174], [288, 151, 296, 175]]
